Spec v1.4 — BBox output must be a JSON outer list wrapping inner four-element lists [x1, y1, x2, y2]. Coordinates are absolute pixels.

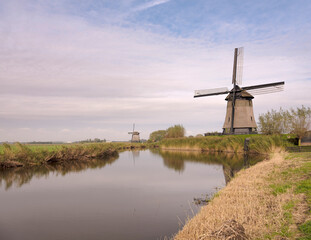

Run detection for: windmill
[[128, 124, 140, 142], [194, 47, 284, 134]]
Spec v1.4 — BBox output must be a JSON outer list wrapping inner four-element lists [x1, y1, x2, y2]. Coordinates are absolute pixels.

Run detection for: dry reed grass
[[161, 146, 202, 152], [160, 135, 289, 154], [174, 150, 308, 240], [0, 142, 152, 169]]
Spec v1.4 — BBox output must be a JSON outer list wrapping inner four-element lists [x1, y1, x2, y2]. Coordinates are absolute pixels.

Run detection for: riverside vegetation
[[0, 134, 292, 169], [258, 105, 311, 146], [0, 142, 153, 169], [0, 134, 295, 169], [160, 134, 292, 154]]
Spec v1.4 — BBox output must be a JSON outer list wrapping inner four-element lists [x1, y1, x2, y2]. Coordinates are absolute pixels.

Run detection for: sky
[[0, 0, 311, 142]]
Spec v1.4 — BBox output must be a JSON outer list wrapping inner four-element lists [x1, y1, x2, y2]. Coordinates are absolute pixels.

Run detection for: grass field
[[268, 152, 311, 240]]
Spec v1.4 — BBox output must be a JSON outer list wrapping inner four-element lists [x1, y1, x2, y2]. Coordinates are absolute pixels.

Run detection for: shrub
[[165, 125, 185, 138]]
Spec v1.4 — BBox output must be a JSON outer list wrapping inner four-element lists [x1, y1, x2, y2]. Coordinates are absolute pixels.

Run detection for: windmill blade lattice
[[242, 81, 284, 95], [194, 87, 229, 98], [236, 47, 244, 86], [247, 85, 284, 95]]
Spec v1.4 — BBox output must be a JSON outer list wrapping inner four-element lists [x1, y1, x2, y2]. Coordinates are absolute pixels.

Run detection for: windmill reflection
[[131, 150, 140, 165]]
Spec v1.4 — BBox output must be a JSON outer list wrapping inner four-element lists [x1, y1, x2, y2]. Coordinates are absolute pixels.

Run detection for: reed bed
[[0, 142, 151, 169], [160, 135, 291, 154]]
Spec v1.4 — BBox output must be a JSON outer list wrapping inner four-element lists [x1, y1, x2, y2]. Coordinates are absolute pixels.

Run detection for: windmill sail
[[194, 87, 229, 98], [232, 47, 244, 86], [242, 81, 284, 90], [242, 81, 284, 95], [236, 47, 244, 85]]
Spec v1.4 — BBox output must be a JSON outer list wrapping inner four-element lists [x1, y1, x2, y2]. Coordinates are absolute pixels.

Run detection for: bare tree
[[258, 108, 290, 134], [258, 106, 311, 146], [289, 105, 311, 146]]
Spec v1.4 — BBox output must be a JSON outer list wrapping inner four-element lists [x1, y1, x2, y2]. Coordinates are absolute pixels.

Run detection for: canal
[[0, 149, 263, 240]]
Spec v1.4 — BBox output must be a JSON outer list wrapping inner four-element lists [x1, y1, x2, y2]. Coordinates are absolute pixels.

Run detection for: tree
[[258, 106, 311, 146], [195, 134, 204, 138], [149, 130, 167, 142], [149, 125, 186, 141], [165, 125, 185, 138], [258, 108, 290, 135], [289, 105, 311, 145]]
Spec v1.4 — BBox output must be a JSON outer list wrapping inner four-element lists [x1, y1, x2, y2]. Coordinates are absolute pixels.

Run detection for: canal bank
[[174, 151, 311, 239], [0, 142, 153, 169], [160, 135, 289, 154]]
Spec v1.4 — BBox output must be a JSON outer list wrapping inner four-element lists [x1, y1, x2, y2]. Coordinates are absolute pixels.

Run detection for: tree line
[[149, 124, 185, 142], [258, 105, 311, 145]]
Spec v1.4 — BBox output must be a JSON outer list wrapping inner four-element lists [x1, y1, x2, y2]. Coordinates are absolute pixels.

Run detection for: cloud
[[133, 0, 171, 12], [19, 128, 31, 131], [0, 0, 310, 142], [60, 129, 71, 133]]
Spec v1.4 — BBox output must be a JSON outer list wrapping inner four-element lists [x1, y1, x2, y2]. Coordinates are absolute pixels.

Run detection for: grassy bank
[[160, 135, 291, 154], [174, 151, 311, 240], [0, 142, 153, 169]]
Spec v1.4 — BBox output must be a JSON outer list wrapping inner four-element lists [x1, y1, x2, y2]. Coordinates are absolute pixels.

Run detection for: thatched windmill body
[[128, 124, 140, 142], [194, 47, 284, 134]]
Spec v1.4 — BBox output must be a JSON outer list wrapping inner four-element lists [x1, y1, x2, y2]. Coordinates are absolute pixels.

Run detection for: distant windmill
[[194, 47, 284, 134], [128, 124, 140, 142]]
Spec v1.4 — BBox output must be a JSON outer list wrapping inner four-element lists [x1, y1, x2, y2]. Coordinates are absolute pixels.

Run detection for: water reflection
[[0, 150, 266, 240], [152, 149, 266, 184], [0, 155, 118, 190], [131, 150, 140, 165], [0, 150, 266, 191]]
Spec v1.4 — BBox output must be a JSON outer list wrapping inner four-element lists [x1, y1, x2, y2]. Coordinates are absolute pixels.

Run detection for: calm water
[[0, 150, 263, 240]]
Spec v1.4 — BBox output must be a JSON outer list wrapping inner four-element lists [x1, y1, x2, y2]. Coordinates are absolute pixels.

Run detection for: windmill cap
[[225, 90, 254, 101]]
